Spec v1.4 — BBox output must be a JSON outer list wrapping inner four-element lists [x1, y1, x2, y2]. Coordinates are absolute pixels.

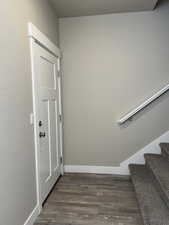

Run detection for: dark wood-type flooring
[[34, 173, 143, 225]]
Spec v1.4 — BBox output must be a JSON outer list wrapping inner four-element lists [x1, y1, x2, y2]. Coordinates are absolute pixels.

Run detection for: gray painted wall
[[59, 0, 169, 166], [0, 1, 58, 225]]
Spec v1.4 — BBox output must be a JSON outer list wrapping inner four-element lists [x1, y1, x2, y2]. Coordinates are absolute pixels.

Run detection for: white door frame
[[28, 23, 63, 211]]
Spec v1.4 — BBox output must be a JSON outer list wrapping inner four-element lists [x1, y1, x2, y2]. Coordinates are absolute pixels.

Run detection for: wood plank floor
[[34, 173, 143, 225]]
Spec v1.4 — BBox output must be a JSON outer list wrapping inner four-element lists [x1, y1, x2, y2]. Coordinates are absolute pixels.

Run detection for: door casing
[[28, 23, 63, 211]]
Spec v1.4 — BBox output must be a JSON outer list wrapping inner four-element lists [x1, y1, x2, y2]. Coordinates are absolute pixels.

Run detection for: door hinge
[[60, 156, 63, 164], [57, 58, 61, 72], [59, 114, 62, 122]]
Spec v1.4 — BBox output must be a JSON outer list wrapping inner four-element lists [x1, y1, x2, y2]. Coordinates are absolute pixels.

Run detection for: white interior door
[[33, 42, 62, 203]]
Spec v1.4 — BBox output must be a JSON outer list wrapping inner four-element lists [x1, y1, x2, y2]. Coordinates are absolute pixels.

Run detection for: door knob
[[39, 132, 46, 138]]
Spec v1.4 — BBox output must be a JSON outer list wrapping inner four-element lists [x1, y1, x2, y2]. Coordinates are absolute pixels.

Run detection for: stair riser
[[161, 148, 169, 161], [145, 160, 169, 210]]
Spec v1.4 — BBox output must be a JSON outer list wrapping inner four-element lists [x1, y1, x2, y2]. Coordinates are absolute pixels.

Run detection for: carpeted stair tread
[[129, 164, 169, 225], [160, 143, 169, 161], [145, 153, 169, 209]]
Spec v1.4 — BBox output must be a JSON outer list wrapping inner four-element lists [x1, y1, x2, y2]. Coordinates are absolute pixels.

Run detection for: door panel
[[50, 100, 59, 172], [39, 57, 55, 89], [40, 100, 51, 184], [36, 44, 61, 203]]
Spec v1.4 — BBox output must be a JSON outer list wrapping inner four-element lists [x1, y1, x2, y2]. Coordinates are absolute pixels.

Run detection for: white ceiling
[[50, 0, 159, 18]]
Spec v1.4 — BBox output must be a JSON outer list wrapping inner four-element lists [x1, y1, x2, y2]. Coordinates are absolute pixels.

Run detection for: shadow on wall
[[156, 0, 169, 9]]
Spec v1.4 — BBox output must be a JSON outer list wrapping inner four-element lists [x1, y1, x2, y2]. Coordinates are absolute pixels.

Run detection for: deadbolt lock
[[39, 121, 43, 127]]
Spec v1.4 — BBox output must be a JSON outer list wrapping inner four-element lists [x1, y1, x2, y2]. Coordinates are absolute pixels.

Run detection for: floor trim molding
[[64, 130, 169, 175], [24, 205, 40, 225], [64, 165, 124, 175]]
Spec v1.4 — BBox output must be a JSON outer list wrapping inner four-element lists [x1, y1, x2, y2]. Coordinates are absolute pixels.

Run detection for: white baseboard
[[64, 165, 123, 175], [24, 205, 40, 225], [64, 130, 169, 175]]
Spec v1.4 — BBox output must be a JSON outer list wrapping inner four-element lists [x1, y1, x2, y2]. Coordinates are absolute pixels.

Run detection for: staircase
[[129, 143, 169, 225]]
